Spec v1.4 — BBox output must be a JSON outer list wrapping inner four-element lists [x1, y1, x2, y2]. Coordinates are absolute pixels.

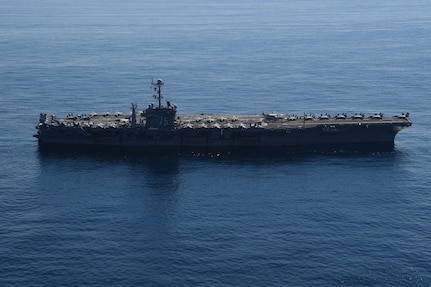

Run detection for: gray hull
[[36, 119, 409, 150]]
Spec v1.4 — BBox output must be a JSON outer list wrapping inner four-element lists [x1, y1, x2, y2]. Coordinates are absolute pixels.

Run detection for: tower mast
[[151, 78, 164, 108]]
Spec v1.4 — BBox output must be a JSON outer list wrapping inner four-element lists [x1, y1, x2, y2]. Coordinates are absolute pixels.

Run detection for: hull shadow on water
[[38, 145, 402, 197]]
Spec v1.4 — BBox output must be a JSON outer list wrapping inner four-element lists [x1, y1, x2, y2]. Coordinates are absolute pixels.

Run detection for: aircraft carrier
[[35, 79, 412, 151]]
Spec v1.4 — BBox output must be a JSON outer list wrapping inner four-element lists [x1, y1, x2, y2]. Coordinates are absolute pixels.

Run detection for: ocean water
[[1, 0, 431, 286]]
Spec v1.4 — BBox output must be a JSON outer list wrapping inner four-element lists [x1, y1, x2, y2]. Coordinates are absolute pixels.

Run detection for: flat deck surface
[[45, 112, 410, 130]]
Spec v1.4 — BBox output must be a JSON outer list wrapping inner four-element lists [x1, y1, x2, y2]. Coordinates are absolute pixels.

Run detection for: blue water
[[1, 0, 431, 286]]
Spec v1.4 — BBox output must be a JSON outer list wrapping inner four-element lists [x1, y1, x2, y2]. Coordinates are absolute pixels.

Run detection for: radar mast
[[151, 78, 164, 108]]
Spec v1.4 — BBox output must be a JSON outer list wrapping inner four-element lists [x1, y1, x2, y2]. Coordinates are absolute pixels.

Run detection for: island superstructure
[[35, 79, 412, 150]]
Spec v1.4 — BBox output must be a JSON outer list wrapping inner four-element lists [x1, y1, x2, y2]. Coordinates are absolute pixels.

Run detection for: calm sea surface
[[1, 0, 431, 286]]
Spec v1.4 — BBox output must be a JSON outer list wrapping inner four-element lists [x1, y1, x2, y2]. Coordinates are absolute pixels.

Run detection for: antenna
[[151, 78, 164, 108], [130, 102, 137, 128]]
